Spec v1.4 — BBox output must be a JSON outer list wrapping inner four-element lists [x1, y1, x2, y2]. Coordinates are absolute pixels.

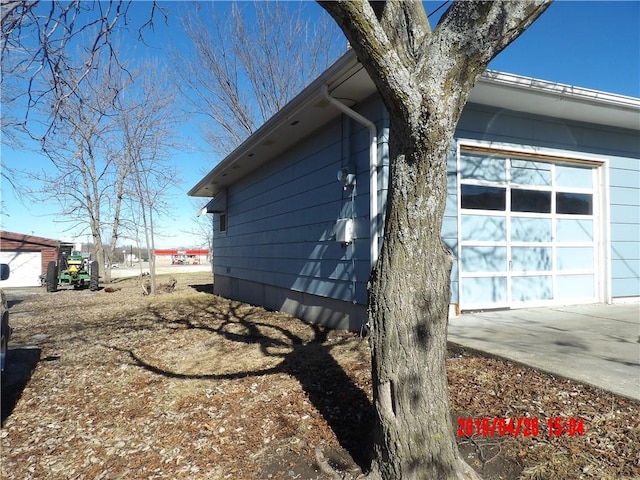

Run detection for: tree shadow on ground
[[1, 347, 42, 426], [7, 298, 24, 308], [94, 289, 524, 479], [110, 299, 375, 472]]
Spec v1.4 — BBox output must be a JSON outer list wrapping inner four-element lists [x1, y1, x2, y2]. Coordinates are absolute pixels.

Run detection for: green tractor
[[46, 250, 99, 292]]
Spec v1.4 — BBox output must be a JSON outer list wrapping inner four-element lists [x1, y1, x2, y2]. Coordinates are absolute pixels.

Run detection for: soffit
[[190, 54, 639, 199]]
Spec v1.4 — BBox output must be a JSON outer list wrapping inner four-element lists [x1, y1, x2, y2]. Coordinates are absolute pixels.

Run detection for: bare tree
[[19, 56, 134, 283], [174, 1, 344, 154], [1, 0, 161, 135], [117, 64, 181, 294], [20, 53, 179, 288], [318, 1, 552, 479], [1, 1, 162, 239]]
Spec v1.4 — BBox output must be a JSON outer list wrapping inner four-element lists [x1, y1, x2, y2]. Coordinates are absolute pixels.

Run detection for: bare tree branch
[[1, 0, 160, 139], [173, 1, 344, 155], [118, 62, 182, 294]]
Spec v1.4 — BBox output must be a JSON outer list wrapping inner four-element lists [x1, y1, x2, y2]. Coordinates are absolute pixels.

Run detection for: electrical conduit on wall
[[321, 84, 379, 273]]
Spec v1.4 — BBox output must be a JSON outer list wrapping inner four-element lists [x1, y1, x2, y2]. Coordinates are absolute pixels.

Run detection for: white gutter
[[480, 70, 640, 110], [321, 84, 379, 271]]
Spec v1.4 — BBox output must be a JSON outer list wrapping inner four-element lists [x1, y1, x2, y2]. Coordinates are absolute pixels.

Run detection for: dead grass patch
[[1, 271, 638, 479]]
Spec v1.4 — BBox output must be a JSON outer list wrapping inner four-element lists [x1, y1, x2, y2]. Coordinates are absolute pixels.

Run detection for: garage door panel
[[0, 251, 42, 287], [458, 150, 599, 309], [460, 215, 506, 241], [511, 189, 551, 213], [461, 277, 507, 306], [556, 274, 595, 299], [461, 247, 507, 273], [556, 192, 593, 215], [511, 217, 552, 242], [460, 185, 506, 211], [511, 276, 553, 302], [460, 153, 505, 182], [511, 247, 552, 272], [555, 165, 593, 188], [556, 247, 594, 270], [556, 219, 593, 242], [510, 159, 552, 186]]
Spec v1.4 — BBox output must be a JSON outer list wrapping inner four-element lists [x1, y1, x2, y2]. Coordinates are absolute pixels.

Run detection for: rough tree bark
[[319, 1, 552, 479]]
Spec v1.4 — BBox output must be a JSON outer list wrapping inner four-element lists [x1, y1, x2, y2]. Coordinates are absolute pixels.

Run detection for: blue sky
[[1, 1, 638, 249]]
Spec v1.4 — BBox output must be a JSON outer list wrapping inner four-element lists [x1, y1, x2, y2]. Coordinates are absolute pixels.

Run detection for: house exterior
[[189, 50, 640, 330], [0, 231, 61, 287]]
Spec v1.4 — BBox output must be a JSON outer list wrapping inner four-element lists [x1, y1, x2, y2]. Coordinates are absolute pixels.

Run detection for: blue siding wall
[[455, 103, 640, 298], [214, 95, 385, 305], [609, 155, 640, 296], [213, 96, 638, 316]]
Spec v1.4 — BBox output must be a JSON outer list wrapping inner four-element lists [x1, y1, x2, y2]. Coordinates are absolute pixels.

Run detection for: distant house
[[0, 231, 62, 287], [189, 50, 640, 330], [154, 249, 210, 265]]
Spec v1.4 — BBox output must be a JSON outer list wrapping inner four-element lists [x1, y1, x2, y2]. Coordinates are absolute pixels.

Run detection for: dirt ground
[[1, 271, 638, 479]]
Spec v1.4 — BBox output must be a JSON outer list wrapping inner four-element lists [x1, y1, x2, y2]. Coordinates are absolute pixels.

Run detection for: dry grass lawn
[[1, 271, 638, 479]]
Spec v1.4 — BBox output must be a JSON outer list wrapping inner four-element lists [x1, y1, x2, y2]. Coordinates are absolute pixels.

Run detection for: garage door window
[[511, 159, 551, 186], [556, 192, 593, 215], [458, 150, 599, 309], [460, 185, 506, 210], [511, 189, 551, 213]]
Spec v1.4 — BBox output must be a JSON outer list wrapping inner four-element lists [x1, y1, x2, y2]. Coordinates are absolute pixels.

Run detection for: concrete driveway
[[447, 303, 640, 401]]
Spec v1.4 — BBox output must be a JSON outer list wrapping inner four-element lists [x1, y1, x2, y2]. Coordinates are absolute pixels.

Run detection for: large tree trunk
[[318, 2, 552, 478], [368, 115, 479, 480]]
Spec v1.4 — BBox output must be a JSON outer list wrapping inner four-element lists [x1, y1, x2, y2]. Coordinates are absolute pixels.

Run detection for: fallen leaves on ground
[[1, 272, 638, 480]]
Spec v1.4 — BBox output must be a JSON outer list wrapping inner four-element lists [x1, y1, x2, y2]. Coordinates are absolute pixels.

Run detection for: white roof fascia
[[189, 53, 639, 198], [471, 70, 640, 131]]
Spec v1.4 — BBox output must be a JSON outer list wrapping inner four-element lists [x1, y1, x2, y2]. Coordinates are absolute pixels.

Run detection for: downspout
[[321, 84, 379, 272]]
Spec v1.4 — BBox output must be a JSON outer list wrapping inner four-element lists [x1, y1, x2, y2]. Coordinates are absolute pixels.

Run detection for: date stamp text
[[456, 417, 585, 437]]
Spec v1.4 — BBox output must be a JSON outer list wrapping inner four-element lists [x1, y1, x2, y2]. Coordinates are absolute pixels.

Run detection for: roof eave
[[189, 56, 640, 198], [188, 49, 374, 198], [470, 70, 640, 131]]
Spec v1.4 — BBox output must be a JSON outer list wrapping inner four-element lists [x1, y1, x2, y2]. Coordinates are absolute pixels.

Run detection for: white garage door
[[458, 150, 600, 310], [0, 251, 42, 287]]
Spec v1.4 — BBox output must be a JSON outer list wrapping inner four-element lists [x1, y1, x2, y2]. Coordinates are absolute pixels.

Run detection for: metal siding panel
[[441, 217, 457, 240], [233, 186, 342, 226], [610, 168, 640, 190], [444, 194, 457, 217], [611, 258, 640, 279], [609, 156, 640, 171], [212, 96, 382, 307], [609, 154, 639, 297], [230, 162, 341, 217], [531, 118, 587, 146], [611, 205, 640, 224], [460, 104, 640, 158], [458, 106, 534, 145], [611, 222, 640, 240], [611, 241, 640, 261], [612, 278, 640, 297]]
